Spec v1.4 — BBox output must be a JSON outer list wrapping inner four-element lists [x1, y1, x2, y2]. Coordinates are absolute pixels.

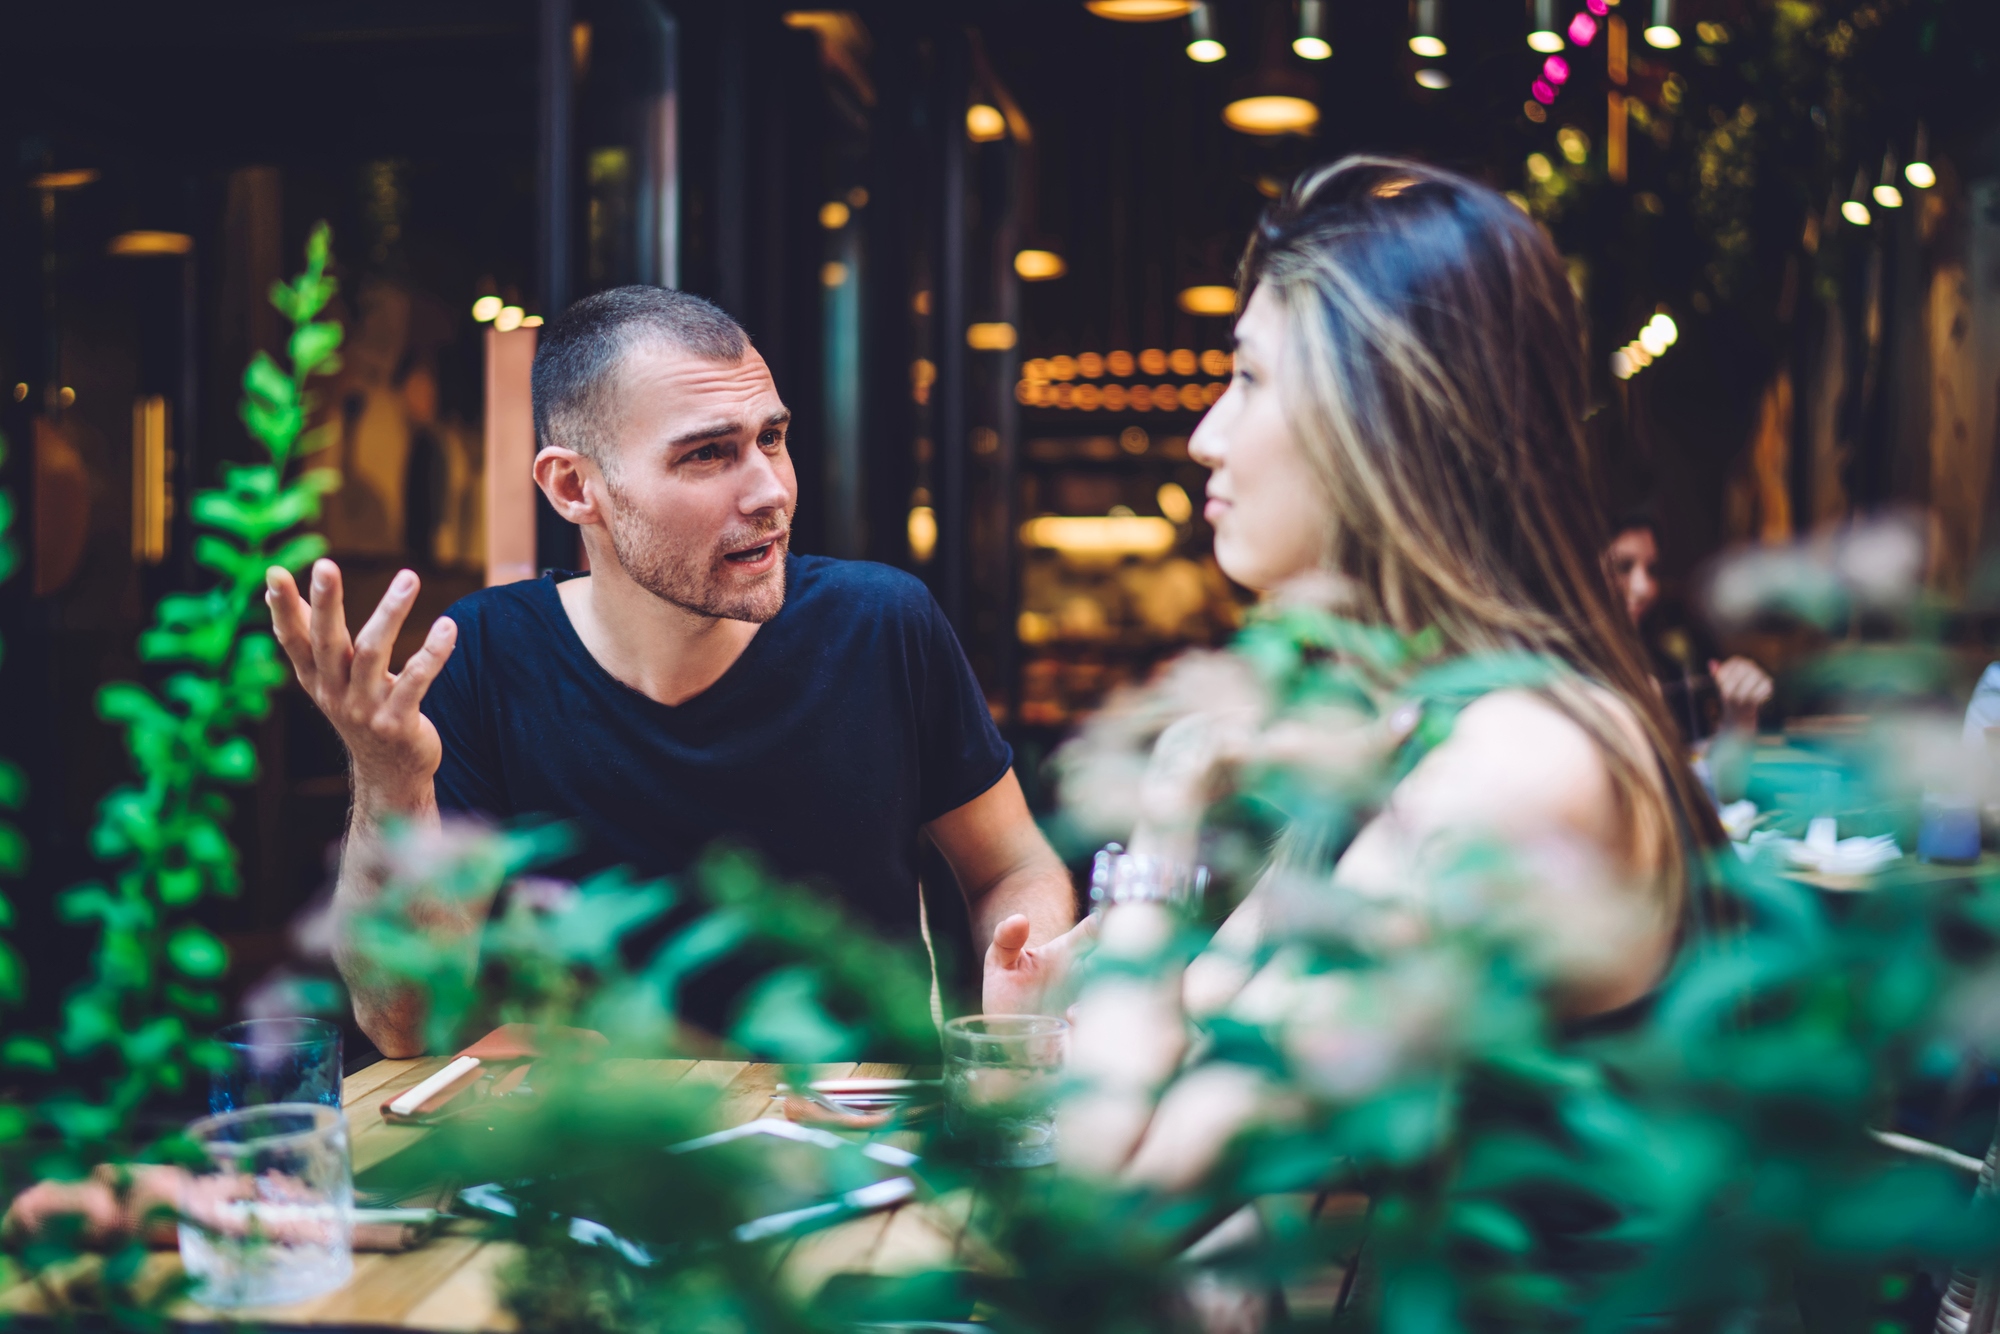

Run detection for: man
[[267, 286, 1085, 1057], [1605, 510, 1772, 800]]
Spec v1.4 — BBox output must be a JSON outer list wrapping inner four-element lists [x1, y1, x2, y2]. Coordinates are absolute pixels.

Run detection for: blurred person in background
[[1054, 158, 1728, 1322], [1605, 508, 1772, 802]]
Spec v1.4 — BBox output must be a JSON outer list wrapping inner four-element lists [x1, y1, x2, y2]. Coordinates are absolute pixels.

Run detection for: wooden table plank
[[396, 1241, 522, 1332], [343, 1055, 419, 1107], [776, 1211, 897, 1300]]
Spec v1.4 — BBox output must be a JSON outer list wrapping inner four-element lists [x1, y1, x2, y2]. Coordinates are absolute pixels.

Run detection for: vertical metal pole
[[996, 138, 1022, 726], [537, 0, 572, 317], [536, 0, 574, 570], [716, 8, 748, 318], [935, 30, 969, 632]]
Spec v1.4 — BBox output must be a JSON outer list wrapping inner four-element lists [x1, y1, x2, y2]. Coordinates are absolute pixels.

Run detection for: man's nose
[[738, 445, 791, 514]]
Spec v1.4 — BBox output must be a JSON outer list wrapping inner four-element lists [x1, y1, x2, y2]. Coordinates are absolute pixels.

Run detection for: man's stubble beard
[[601, 477, 790, 624]]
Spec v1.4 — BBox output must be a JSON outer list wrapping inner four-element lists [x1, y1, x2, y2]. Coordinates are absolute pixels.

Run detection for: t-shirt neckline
[[534, 560, 800, 716]]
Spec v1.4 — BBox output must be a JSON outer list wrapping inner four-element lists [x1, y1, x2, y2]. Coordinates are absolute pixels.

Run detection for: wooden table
[[1, 1057, 965, 1331]]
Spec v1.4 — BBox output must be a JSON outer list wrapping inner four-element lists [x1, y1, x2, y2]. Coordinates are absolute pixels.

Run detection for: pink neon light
[[1543, 55, 1570, 84], [1586, 0, 1607, 13], [1532, 79, 1556, 104], [1568, 12, 1598, 44]]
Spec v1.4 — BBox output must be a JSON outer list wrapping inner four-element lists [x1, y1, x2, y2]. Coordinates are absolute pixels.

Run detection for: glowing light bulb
[[1531, 79, 1556, 104], [1543, 54, 1570, 84], [1611, 350, 1635, 379], [471, 295, 503, 322], [1568, 12, 1598, 44], [1415, 67, 1451, 89], [1643, 24, 1681, 48], [1639, 326, 1668, 357], [1905, 161, 1936, 189], [1293, 35, 1332, 59], [494, 305, 525, 332], [1841, 199, 1872, 226], [1873, 183, 1904, 209], [1409, 34, 1447, 58], [1527, 29, 1564, 53], [1187, 37, 1225, 61], [965, 104, 1006, 141], [1648, 313, 1678, 345]]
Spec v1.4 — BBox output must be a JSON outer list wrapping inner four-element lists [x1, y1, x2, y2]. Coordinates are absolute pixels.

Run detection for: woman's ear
[[532, 447, 601, 525]]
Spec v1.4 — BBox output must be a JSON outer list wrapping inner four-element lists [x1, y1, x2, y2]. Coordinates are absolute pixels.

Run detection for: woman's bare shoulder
[[1394, 688, 1630, 841]]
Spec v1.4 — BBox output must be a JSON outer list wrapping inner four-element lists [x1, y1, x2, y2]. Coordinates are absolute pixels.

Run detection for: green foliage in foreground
[[329, 566, 2000, 1334], [31, 225, 343, 1151]]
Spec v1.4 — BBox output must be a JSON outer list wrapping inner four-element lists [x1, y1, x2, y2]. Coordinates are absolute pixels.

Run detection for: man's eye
[[759, 430, 782, 448], [688, 444, 723, 462]]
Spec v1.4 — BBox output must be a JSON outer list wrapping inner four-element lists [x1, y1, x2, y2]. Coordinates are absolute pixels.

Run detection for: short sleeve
[[916, 596, 1014, 823], [421, 617, 509, 818]]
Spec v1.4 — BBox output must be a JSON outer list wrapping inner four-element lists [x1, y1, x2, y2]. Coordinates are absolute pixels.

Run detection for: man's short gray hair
[[531, 285, 750, 464]]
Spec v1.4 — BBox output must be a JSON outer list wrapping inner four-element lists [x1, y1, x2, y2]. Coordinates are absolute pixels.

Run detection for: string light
[[1568, 12, 1598, 45], [1015, 249, 1068, 280], [965, 104, 1006, 142], [1610, 311, 1678, 380], [471, 295, 503, 322]]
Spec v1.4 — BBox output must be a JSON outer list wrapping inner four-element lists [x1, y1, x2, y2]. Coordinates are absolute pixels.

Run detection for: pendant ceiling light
[[1409, 0, 1447, 59], [1084, 0, 1196, 20], [1905, 123, 1936, 190], [1643, 0, 1681, 49], [1294, 0, 1332, 60], [1223, 3, 1320, 136], [1872, 149, 1904, 210], [1527, 0, 1564, 53], [1840, 169, 1873, 227], [1186, 2, 1226, 62]]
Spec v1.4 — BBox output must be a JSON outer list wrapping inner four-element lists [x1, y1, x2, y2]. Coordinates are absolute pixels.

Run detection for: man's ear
[[533, 446, 601, 524]]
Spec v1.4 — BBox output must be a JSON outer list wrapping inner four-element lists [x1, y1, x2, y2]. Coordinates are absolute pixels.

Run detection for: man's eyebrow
[[667, 409, 793, 449]]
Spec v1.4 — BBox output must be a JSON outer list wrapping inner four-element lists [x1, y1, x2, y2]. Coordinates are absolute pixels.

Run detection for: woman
[[1061, 157, 1722, 1194]]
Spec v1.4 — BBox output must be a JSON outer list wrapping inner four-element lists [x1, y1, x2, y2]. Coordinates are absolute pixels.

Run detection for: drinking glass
[[179, 1103, 354, 1308], [944, 1015, 1069, 1167], [210, 1018, 342, 1113]]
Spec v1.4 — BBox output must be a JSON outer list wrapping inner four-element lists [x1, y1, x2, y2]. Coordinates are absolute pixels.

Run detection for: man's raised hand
[[266, 559, 457, 803]]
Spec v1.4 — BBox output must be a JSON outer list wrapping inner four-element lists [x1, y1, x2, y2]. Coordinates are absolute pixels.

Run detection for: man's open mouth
[[723, 534, 785, 564]]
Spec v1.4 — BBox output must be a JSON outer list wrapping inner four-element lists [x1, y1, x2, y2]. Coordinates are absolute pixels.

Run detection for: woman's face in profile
[[1188, 285, 1332, 592]]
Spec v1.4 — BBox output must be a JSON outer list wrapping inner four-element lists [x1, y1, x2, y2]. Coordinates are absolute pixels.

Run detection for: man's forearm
[[332, 775, 441, 1059], [968, 849, 1077, 947]]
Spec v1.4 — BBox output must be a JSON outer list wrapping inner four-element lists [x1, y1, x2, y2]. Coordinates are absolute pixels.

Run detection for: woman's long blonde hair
[[1242, 156, 1721, 922]]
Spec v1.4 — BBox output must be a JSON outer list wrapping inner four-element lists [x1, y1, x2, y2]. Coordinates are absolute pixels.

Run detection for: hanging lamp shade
[[1084, 0, 1196, 19], [1527, 0, 1564, 52], [1643, 0, 1681, 48], [1294, 0, 1331, 59], [1409, 0, 1447, 58], [1223, 2, 1319, 135]]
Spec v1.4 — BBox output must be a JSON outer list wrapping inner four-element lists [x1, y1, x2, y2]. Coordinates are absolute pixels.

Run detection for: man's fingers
[[352, 569, 422, 698], [990, 913, 1032, 966], [382, 617, 458, 718], [306, 559, 354, 692], [265, 567, 318, 688]]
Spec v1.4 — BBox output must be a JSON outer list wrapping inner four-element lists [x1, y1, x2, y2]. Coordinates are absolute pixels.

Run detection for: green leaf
[[167, 926, 228, 979], [157, 865, 202, 905], [242, 352, 296, 411], [290, 321, 344, 376], [4, 1037, 57, 1071], [0, 825, 23, 877], [204, 736, 258, 783]]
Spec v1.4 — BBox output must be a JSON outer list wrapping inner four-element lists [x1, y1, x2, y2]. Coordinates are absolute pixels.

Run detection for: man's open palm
[[982, 912, 1098, 1016], [266, 559, 457, 796]]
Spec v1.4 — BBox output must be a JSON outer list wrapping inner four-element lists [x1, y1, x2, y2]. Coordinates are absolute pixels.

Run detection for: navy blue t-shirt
[[421, 554, 1012, 1022]]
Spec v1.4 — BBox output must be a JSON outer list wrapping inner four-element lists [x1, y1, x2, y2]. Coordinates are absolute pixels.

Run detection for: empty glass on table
[[179, 1102, 354, 1308], [944, 1015, 1069, 1167]]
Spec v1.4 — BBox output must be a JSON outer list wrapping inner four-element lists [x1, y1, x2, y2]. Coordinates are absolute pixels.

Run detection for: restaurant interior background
[[3, 0, 1999, 1020]]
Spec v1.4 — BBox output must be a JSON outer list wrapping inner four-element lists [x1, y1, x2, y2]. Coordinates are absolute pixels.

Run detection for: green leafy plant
[[36, 224, 344, 1151]]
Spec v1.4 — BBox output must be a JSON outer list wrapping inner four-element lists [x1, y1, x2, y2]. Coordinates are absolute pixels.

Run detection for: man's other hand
[[267, 559, 457, 798], [983, 911, 1098, 1016]]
